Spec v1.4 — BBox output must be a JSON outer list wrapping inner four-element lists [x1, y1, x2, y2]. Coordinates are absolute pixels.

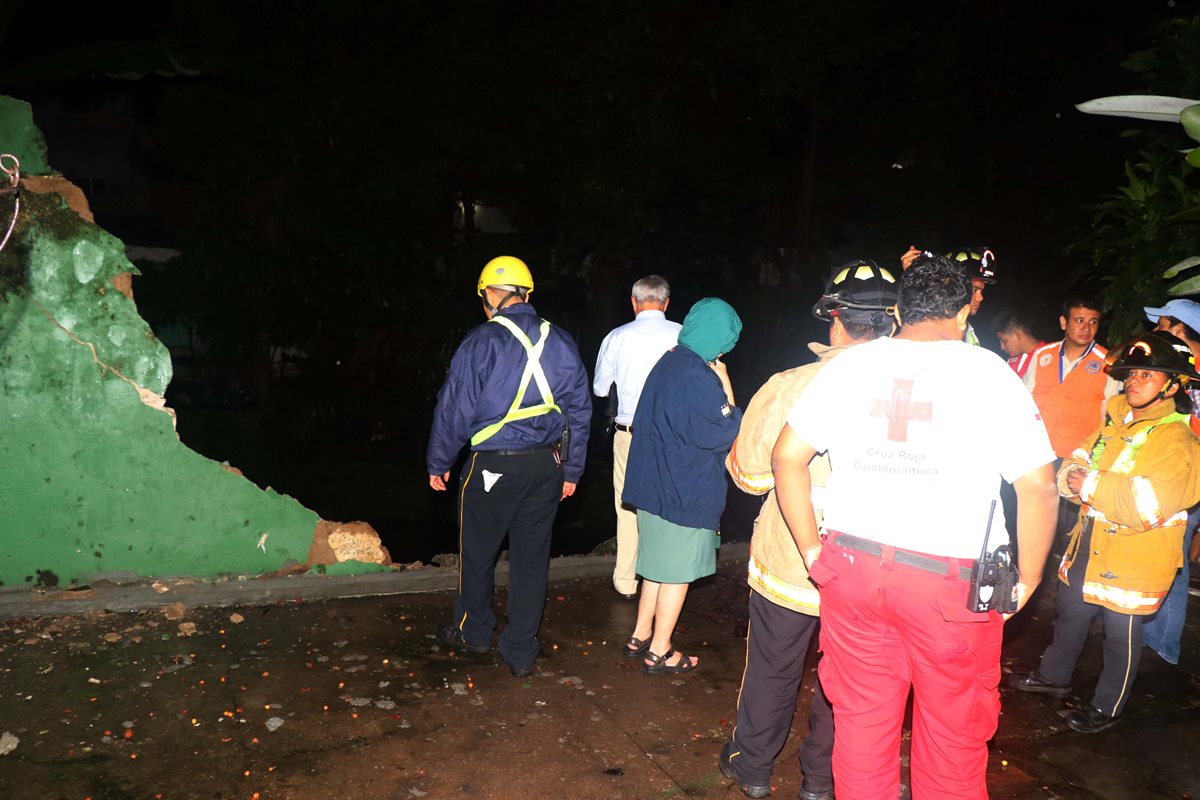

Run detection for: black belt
[[614, 423, 632, 433], [483, 444, 557, 456], [830, 532, 974, 580]]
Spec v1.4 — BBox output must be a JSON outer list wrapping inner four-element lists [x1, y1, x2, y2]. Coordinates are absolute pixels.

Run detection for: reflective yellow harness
[[469, 315, 561, 446]]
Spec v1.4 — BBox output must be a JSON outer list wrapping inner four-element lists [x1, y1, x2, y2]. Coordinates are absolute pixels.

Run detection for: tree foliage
[[1074, 16, 1200, 343]]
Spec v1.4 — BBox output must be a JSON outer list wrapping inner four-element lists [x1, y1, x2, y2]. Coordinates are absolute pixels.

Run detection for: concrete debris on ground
[[0, 560, 1196, 799]]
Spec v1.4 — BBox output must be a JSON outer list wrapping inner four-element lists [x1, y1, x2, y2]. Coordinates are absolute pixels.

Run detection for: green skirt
[[635, 510, 719, 584]]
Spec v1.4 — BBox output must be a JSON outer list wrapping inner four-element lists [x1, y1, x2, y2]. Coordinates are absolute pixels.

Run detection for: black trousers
[[1039, 523, 1144, 717], [729, 590, 834, 789], [452, 449, 562, 670]]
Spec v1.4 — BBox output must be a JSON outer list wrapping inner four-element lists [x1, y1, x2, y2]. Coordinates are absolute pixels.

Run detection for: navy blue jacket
[[622, 346, 742, 529], [427, 303, 591, 483]]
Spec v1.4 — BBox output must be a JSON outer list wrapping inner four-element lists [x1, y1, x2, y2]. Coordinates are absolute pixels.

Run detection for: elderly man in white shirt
[[594, 275, 682, 598]]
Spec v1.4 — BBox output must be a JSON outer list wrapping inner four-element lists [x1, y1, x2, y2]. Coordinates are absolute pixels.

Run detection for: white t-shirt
[[786, 337, 1054, 558]]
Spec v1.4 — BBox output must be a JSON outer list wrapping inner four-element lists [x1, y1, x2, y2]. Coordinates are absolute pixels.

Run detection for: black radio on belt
[[967, 500, 1019, 614]]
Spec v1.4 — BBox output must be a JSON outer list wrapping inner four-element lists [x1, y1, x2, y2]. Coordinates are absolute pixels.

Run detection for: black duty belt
[[483, 444, 557, 457], [830, 532, 974, 581], [614, 423, 632, 433]]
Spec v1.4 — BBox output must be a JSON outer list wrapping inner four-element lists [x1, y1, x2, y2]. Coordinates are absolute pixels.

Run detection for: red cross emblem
[[869, 378, 932, 442]]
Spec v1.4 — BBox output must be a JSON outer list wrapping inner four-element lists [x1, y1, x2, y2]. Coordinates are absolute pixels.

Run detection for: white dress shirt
[[593, 309, 682, 425]]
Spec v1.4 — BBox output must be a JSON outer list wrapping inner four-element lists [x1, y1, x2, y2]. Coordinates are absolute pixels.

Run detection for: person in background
[[427, 256, 591, 679], [1024, 298, 1121, 552], [1141, 299, 1200, 664], [993, 311, 1045, 378], [592, 275, 681, 600], [718, 259, 897, 800], [947, 247, 997, 346], [621, 298, 743, 674], [1010, 332, 1200, 732]]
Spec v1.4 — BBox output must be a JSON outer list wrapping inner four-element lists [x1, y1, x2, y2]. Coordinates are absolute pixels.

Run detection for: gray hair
[[631, 275, 670, 305]]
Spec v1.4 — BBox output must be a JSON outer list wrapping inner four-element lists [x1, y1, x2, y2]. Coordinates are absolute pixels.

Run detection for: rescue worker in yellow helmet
[[427, 255, 592, 678], [1010, 331, 1200, 733]]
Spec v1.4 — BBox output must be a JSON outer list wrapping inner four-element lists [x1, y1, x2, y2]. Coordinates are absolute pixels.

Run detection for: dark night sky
[[6, 2, 1200, 557]]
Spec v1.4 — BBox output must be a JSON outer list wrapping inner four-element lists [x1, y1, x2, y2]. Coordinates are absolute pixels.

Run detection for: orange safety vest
[[1030, 341, 1109, 458]]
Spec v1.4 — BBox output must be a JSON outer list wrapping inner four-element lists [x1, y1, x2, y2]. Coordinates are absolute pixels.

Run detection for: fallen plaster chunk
[[265, 717, 284, 732], [162, 602, 186, 621], [229, 613, 245, 624], [0, 732, 18, 755], [307, 520, 391, 568]]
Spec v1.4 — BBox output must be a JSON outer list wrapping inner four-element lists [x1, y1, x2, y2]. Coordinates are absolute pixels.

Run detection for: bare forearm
[[772, 426, 822, 563], [773, 459, 820, 553], [1013, 466, 1058, 587]]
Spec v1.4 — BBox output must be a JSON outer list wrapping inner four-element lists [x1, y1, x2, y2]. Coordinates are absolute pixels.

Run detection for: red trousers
[[809, 533, 1003, 800]]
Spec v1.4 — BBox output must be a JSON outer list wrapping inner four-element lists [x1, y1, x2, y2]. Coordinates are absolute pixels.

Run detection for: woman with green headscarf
[[621, 298, 744, 673]]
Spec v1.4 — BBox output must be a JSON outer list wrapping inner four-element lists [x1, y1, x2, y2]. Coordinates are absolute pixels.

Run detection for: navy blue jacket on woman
[[427, 303, 592, 483], [622, 346, 742, 530]]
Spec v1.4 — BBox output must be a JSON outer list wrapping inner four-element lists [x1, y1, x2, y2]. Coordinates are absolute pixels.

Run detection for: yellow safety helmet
[[477, 256, 534, 296]]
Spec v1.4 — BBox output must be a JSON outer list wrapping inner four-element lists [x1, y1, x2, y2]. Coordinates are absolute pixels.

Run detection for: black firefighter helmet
[[947, 247, 997, 285], [812, 258, 898, 331], [1107, 330, 1200, 382]]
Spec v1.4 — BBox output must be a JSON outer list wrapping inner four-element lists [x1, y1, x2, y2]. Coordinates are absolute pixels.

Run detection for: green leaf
[[1166, 206, 1200, 222], [1183, 104, 1200, 143], [1169, 275, 1200, 295], [1188, 148, 1200, 169], [1076, 95, 1198, 122], [1163, 256, 1200, 278]]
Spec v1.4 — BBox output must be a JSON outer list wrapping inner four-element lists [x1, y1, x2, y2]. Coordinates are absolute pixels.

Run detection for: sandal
[[643, 647, 699, 674], [623, 636, 651, 659]]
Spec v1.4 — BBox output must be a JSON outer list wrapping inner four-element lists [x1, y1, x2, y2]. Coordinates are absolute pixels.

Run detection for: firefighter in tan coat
[[1010, 331, 1200, 733], [718, 260, 898, 800]]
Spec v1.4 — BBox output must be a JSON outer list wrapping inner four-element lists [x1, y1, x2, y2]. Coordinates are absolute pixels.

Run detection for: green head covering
[[677, 298, 742, 362]]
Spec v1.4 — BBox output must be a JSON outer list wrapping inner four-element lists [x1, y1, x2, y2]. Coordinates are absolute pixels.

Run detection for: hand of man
[[429, 471, 450, 491], [801, 544, 823, 571], [561, 481, 577, 500], [1003, 580, 1038, 621], [1065, 468, 1087, 496], [900, 245, 921, 270]]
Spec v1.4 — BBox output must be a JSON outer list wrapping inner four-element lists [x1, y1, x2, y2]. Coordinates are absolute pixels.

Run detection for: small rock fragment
[[0, 732, 18, 755], [229, 613, 245, 624], [265, 717, 284, 732], [375, 699, 396, 710], [162, 603, 186, 621], [151, 581, 170, 594], [178, 622, 197, 637], [103, 632, 122, 643]]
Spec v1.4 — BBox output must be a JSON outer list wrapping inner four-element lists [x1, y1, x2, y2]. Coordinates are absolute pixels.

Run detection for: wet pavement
[[0, 557, 1197, 800]]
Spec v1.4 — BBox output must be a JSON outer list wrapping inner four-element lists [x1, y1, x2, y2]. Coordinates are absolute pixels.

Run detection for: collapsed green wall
[[0, 97, 322, 588]]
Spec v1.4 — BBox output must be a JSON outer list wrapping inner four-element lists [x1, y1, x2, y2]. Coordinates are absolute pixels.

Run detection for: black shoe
[[1007, 671, 1070, 698], [437, 623, 491, 655], [798, 778, 835, 800], [1064, 705, 1119, 734], [614, 585, 638, 600], [718, 741, 771, 798], [505, 660, 533, 678]]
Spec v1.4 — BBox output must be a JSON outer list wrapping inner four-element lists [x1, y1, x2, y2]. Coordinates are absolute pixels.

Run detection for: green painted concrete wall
[[0, 97, 326, 588]]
